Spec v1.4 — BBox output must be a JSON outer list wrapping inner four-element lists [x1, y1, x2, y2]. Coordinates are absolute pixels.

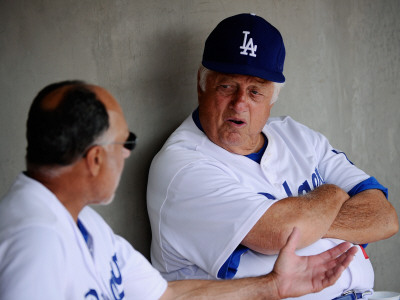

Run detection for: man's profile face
[[90, 87, 131, 206], [198, 71, 275, 155]]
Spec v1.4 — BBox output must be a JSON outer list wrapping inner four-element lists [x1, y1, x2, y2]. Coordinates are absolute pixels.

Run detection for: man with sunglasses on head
[[0, 80, 359, 299]]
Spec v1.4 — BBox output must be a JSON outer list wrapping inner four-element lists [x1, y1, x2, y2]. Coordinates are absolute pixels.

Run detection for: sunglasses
[[109, 131, 137, 151], [83, 131, 137, 157]]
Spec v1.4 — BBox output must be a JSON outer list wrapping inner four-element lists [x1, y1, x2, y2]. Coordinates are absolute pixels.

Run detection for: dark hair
[[26, 80, 109, 166]]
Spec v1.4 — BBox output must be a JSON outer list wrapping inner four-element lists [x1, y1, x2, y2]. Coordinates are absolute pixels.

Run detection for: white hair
[[198, 64, 284, 104]]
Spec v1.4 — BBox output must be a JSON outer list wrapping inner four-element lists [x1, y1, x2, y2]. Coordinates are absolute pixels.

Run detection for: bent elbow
[[259, 227, 296, 255], [383, 208, 399, 239], [389, 214, 399, 237], [242, 228, 292, 255]]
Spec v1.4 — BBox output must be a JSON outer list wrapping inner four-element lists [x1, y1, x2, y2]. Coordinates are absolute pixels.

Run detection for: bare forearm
[[325, 189, 399, 243], [242, 184, 349, 254], [162, 227, 358, 300], [163, 275, 280, 300]]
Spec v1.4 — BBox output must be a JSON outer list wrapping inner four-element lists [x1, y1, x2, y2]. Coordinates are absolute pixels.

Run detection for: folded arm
[[324, 189, 399, 243], [241, 184, 349, 254]]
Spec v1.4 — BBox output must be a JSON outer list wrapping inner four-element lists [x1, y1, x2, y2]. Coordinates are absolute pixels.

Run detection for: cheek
[[201, 92, 230, 112], [106, 164, 122, 200], [106, 155, 124, 188], [250, 106, 271, 130], [112, 157, 124, 179], [199, 98, 224, 128]]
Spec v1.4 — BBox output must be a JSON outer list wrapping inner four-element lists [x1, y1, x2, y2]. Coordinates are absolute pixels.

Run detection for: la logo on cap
[[240, 31, 257, 57]]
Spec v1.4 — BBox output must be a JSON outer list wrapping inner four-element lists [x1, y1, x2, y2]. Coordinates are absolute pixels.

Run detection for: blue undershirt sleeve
[[348, 176, 388, 199], [217, 245, 249, 279]]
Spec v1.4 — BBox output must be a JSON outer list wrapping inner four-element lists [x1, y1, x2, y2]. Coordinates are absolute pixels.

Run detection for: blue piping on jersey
[[332, 149, 354, 165], [77, 219, 90, 245], [192, 108, 205, 133], [245, 134, 268, 163]]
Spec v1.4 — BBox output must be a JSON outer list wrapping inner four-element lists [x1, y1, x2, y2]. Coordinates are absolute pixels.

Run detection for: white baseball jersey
[[147, 112, 387, 299], [0, 173, 167, 300]]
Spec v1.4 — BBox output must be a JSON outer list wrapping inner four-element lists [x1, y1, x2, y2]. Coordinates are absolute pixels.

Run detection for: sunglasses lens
[[124, 132, 136, 151]]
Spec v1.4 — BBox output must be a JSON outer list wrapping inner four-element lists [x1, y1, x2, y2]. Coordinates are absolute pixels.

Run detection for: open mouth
[[228, 119, 245, 125]]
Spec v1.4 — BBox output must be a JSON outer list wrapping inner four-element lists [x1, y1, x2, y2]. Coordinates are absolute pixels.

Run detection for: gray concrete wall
[[1, 0, 399, 292]]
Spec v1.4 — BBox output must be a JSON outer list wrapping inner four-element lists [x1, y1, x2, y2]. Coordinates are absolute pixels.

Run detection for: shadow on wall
[[95, 25, 199, 260]]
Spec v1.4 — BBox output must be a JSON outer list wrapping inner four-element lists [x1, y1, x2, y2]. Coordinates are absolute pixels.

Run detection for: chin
[[99, 194, 115, 206], [221, 136, 243, 148]]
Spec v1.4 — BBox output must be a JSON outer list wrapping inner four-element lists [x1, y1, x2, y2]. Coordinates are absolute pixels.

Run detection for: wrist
[[262, 272, 281, 300]]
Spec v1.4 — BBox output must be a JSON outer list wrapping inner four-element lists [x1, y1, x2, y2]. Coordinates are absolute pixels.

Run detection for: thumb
[[282, 227, 300, 253]]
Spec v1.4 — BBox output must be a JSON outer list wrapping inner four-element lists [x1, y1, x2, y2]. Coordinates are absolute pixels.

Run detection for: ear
[[271, 83, 282, 105], [197, 69, 204, 99], [84, 146, 103, 177]]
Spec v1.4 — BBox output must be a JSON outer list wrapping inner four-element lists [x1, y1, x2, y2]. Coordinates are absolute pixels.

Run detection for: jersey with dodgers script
[[0, 173, 167, 300], [147, 113, 386, 299]]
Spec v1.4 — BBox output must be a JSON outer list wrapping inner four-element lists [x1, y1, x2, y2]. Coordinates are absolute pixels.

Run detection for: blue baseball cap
[[202, 13, 285, 83]]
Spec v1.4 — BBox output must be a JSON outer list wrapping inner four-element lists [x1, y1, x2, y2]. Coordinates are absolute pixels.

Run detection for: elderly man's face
[[198, 72, 275, 155]]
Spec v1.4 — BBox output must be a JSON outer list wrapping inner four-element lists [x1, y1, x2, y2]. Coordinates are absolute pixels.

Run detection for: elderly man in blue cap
[[147, 13, 398, 300]]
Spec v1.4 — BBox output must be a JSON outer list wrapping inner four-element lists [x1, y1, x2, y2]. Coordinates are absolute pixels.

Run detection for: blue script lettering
[[282, 181, 293, 197], [110, 254, 125, 300], [85, 289, 100, 300], [298, 180, 311, 195], [284, 168, 325, 197], [258, 192, 276, 200]]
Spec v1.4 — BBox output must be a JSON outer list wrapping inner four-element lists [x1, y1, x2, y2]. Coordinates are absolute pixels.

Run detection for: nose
[[123, 147, 131, 159], [230, 88, 248, 113]]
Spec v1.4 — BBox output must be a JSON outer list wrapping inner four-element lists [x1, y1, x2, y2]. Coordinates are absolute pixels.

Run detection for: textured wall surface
[[1, 0, 399, 291]]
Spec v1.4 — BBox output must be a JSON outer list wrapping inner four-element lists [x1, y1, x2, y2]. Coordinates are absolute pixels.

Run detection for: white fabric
[[147, 114, 374, 299], [0, 173, 167, 300]]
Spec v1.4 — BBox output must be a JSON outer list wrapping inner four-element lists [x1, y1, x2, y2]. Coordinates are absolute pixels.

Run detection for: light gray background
[[1, 0, 399, 292]]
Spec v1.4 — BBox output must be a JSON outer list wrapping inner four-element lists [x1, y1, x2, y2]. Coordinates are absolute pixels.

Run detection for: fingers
[[323, 246, 358, 286], [323, 244, 358, 272], [317, 241, 355, 261], [334, 246, 358, 269]]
